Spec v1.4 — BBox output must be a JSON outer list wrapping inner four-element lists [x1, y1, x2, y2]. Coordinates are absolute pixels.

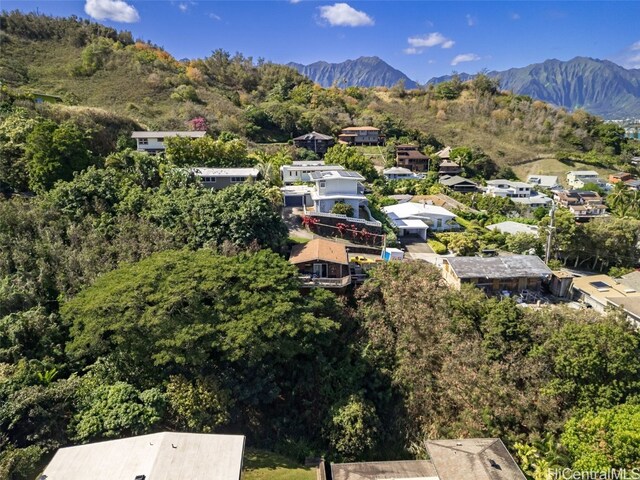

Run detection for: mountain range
[[288, 56, 417, 90], [290, 56, 640, 120]]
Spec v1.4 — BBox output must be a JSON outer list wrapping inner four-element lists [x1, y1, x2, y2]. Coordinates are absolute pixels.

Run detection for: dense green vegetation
[[1, 11, 640, 480]]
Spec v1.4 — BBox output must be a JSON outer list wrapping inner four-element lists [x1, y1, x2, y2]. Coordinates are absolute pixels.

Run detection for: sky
[[3, 0, 640, 82]]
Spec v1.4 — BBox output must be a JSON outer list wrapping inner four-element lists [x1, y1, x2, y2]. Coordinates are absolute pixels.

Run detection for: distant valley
[[290, 56, 640, 120]]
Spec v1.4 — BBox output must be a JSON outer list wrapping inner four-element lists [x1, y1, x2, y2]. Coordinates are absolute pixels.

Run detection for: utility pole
[[545, 200, 556, 264]]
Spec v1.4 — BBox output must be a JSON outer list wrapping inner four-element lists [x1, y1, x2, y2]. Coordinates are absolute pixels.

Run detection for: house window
[[202, 177, 215, 182], [139, 138, 148, 145], [230, 176, 246, 182], [319, 181, 326, 188], [157, 138, 164, 142]]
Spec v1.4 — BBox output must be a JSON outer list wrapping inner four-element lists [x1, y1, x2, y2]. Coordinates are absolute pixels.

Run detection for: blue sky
[[4, 1, 640, 82]]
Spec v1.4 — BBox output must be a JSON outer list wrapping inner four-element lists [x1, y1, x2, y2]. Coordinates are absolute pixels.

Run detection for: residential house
[[192, 167, 259, 190], [293, 131, 335, 156], [609, 172, 635, 184], [280, 161, 346, 184], [338, 126, 384, 146], [131, 131, 206, 154], [566, 170, 603, 189], [438, 159, 462, 176], [526, 174, 561, 190], [382, 202, 458, 240], [570, 274, 640, 327], [309, 170, 368, 218], [395, 144, 430, 172], [289, 238, 351, 290], [383, 166, 424, 180], [41, 432, 245, 480], [331, 438, 525, 480], [442, 255, 552, 295], [425, 438, 527, 480], [625, 179, 640, 191], [484, 179, 553, 208], [439, 175, 478, 193], [281, 184, 314, 207], [554, 190, 607, 219], [486, 221, 539, 236]]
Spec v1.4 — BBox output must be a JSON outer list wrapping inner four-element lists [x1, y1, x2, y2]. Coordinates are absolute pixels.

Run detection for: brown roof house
[[289, 238, 351, 290], [442, 255, 552, 295], [425, 438, 527, 480], [395, 144, 430, 172], [338, 126, 385, 146], [438, 159, 463, 177], [293, 131, 335, 156]]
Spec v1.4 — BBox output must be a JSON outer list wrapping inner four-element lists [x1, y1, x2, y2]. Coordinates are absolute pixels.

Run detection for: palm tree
[[607, 182, 630, 217]]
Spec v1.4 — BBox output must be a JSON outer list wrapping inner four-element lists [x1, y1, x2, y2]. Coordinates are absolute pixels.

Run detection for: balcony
[[299, 275, 351, 288]]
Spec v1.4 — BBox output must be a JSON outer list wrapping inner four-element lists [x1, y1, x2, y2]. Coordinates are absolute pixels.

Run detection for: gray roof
[[309, 170, 365, 181], [439, 175, 477, 187], [42, 432, 245, 480], [131, 131, 207, 138], [293, 131, 334, 141], [444, 255, 551, 279], [426, 438, 526, 480], [332, 460, 438, 480], [621, 271, 640, 290]]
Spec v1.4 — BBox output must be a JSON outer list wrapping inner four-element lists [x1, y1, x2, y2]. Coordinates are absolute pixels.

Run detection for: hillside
[[0, 11, 635, 170], [428, 57, 640, 119], [288, 56, 418, 89]]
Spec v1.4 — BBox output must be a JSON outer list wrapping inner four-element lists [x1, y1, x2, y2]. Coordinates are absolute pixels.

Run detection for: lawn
[[242, 449, 317, 480]]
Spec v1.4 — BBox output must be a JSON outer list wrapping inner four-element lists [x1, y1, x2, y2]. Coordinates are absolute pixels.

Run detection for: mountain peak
[[288, 56, 417, 89]]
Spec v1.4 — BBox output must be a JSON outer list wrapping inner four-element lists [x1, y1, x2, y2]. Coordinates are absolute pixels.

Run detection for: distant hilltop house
[[526, 174, 561, 190], [608, 172, 634, 184], [40, 431, 245, 480], [484, 179, 553, 209], [436, 146, 452, 160], [309, 170, 369, 218], [554, 190, 607, 219], [382, 202, 458, 240], [395, 144, 430, 172], [131, 131, 206, 154], [383, 166, 424, 181], [293, 131, 335, 156], [280, 160, 345, 185], [438, 159, 463, 177], [566, 170, 604, 189], [439, 175, 478, 193], [442, 255, 552, 295], [338, 126, 384, 146], [289, 238, 351, 291], [191, 167, 259, 190]]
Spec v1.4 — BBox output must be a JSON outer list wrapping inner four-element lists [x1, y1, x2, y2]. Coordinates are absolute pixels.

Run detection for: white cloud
[[466, 14, 477, 26], [510, 12, 521, 20], [428, 59, 436, 64], [84, 0, 139, 23], [178, 3, 188, 12], [631, 41, 640, 51], [318, 3, 374, 27], [290, 0, 302, 3], [408, 32, 455, 49], [208, 12, 221, 21], [451, 53, 481, 66], [625, 53, 640, 68], [403, 47, 422, 55]]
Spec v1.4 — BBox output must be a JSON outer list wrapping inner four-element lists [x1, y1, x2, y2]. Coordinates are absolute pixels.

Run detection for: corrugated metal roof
[[42, 432, 245, 480]]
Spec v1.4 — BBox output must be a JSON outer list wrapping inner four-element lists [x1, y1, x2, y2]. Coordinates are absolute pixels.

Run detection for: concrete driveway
[[398, 235, 434, 255]]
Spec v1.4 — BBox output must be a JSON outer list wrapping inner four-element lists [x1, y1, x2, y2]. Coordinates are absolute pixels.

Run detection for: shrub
[[428, 239, 447, 254]]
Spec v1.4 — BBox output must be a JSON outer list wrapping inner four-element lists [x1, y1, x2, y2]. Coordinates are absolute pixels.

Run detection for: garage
[[284, 194, 304, 207]]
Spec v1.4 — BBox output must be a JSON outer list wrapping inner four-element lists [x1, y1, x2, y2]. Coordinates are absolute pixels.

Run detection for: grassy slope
[[243, 449, 316, 480]]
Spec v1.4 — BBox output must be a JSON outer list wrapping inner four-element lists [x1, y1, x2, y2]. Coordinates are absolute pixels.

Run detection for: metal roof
[[444, 255, 551, 279], [41, 432, 245, 480], [308, 170, 364, 181], [425, 438, 526, 480], [131, 131, 207, 138], [439, 175, 477, 187], [293, 131, 334, 141]]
